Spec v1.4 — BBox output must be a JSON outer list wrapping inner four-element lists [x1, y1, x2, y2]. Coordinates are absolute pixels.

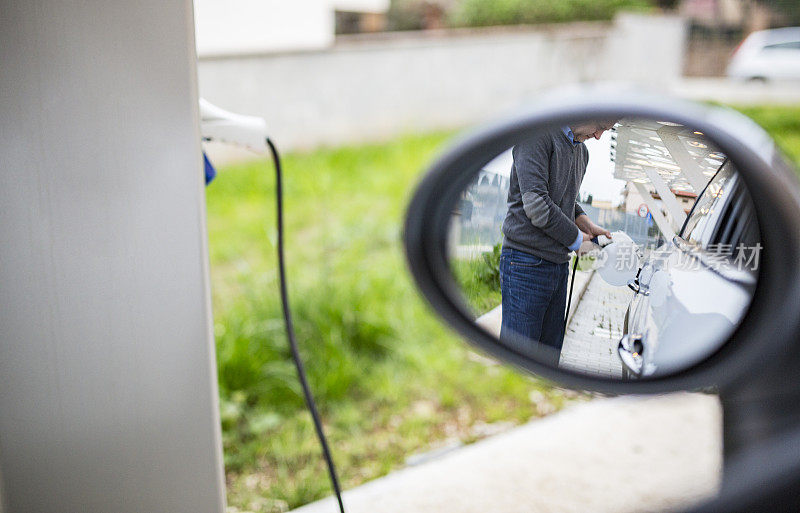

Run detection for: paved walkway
[[291, 393, 721, 513], [290, 275, 720, 513], [474, 269, 628, 378], [559, 273, 632, 379]]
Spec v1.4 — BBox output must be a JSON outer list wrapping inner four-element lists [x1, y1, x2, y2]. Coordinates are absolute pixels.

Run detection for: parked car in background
[[727, 27, 800, 82]]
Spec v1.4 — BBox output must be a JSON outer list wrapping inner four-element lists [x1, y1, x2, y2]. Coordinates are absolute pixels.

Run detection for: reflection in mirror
[[448, 117, 760, 380]]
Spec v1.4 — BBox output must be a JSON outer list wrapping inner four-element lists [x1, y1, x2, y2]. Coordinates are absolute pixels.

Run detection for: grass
[[209, 104, 800, 512], [450, 243, 502, 316], [451, 259, 502, 315], [451, 244, 597, 318], [733, 104, 800, 166], [206, 132, 580, 512]]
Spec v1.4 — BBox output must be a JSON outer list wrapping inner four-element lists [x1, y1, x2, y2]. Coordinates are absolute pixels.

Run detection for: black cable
[[267, 138, 346, 513], [564, 255, 580, 332]]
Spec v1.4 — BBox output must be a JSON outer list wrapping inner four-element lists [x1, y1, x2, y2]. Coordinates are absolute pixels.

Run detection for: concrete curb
[[566, 269, 594, 327], [289, 393, 721, 513]]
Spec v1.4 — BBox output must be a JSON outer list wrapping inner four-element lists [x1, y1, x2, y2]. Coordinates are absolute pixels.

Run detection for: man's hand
[[576, 215, 611, 241], [576, 230, 594, 256], [587, 224, 612, 240]]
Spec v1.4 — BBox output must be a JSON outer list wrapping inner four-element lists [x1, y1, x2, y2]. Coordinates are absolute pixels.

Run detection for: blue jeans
[[499, 248, 569, 363]]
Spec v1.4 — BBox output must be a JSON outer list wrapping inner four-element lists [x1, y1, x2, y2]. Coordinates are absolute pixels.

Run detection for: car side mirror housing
[[403, 88, 800, 395]]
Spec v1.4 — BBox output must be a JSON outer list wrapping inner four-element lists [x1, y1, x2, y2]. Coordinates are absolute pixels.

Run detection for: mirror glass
[[448, 117, 760, 380]]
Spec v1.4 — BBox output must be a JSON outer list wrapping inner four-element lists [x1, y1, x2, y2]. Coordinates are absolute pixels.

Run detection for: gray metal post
[[0, 1, 226, 511]]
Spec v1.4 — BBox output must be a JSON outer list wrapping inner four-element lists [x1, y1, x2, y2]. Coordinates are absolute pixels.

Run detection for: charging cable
[[564, 256, 580, 332], [198, 100, 345, 511], [565, 235, 612, 331], [267, 138, 346, 513]]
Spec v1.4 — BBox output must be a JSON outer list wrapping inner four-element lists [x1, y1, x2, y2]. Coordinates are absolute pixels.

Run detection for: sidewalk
[[559, 272, 630, 378], [291, 393, 721, 513]]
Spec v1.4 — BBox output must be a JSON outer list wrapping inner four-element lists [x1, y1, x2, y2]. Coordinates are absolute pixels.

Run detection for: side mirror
[[404, 89, 800, 394]]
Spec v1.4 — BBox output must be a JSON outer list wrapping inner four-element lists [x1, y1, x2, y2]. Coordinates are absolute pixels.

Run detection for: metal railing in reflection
[[577, 203, 662, 248], [451, 171, 509, 258], [451, 173, 663, 259]]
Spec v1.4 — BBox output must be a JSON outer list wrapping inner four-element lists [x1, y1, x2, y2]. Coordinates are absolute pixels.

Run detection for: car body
[[619, 160, 760, 377], [726, 27, 800, 82]]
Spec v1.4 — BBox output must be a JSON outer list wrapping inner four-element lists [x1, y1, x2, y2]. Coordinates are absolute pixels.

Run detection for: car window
[[763, 41, 800, 51], [680, 160, 761, 278], [736, 207, 760, 249], [680, 161, 734, 249], [710, 175, 758, 249]]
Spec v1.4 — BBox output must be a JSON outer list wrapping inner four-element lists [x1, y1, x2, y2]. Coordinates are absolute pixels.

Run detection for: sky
[[582, 131, 627, 206]]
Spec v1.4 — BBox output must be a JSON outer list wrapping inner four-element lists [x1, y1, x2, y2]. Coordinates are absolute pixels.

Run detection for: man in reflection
[[499, 121, 616, 365]]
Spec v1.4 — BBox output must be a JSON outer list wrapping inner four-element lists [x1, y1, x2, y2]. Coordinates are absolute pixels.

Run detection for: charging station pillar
[[0, 1, 226, 511]]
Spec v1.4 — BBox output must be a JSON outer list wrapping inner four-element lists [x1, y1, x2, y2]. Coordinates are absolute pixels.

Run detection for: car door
[[760, 40, 800, 80]]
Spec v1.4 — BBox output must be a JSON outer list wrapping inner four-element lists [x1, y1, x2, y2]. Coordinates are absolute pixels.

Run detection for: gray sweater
[[501, 129, 588, 264]]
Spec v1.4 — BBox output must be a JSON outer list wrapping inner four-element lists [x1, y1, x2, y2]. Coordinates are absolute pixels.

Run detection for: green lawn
[[206, 133, 578, 512], [208, 105, 800, 512], [734, 104, 800, 166], [451, 245, 599, 318], [450, 243, 502, 316]]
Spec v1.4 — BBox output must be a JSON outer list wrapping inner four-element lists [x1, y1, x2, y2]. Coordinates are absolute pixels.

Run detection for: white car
[[619, 160, 760, 378], [727, 27, 800, 82]]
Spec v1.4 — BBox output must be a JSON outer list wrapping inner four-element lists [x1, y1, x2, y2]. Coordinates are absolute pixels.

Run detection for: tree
[[755, 0, 800, 25]]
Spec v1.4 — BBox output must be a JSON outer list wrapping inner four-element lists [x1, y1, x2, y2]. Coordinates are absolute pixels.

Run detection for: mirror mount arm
[[719, 356, 800, 479]]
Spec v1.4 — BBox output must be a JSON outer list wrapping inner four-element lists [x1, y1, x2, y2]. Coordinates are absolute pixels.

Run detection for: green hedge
[[450, 0, 654, 28]]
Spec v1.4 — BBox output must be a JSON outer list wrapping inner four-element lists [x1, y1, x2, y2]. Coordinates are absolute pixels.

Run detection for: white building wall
[[194, 0, 334, 56], [333, 0, 390, 12], [198, 14, 687, 155], [194, 0, 389, 56]]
